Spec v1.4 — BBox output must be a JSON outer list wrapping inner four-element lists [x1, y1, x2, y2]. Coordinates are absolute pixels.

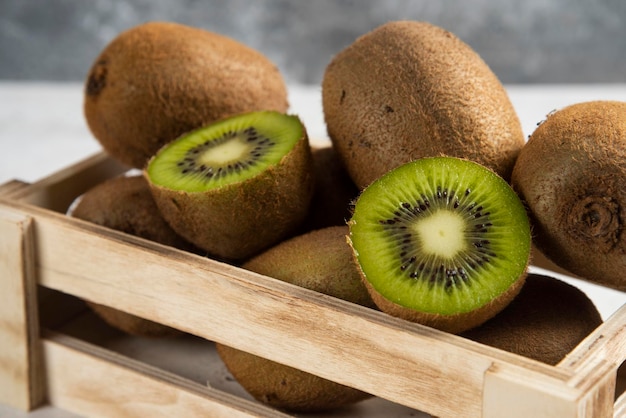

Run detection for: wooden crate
[[0, 152, 625, 418]]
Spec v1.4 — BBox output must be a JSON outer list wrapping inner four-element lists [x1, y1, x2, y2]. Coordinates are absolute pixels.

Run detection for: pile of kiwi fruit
[[69, 19, 620, 413]]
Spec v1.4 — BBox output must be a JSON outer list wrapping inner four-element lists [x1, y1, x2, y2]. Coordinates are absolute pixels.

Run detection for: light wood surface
[[0, 152, 623, 417], [43, 331, 289, 418], [0, 207, 44, 411]]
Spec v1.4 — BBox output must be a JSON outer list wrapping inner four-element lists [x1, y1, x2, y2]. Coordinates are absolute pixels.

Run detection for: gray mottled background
[[1, 0, 625, 85]]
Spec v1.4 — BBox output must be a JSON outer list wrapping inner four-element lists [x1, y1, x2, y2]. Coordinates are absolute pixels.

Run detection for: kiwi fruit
[[70, 174, 189, 337], [300, 144, 359, 231], [511, 101, 626, 291], [86, 302, 181, 338], [349, 156, 531, 334], [461, 273, 603, 365], [216, 226, 374, 412], [145, 110, 315, 262], [322, 20, 524, 189], [70, 175, 197, 252], [84, 21, 288, 169]]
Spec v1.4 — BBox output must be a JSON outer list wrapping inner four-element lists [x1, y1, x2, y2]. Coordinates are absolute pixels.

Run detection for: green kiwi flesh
[[216, 226, 373, 412], [70, 175, 187, 337], [145, 110, 315, 261], [349, 156, 531, 333], [461, 274, 602, 365], [511, 101, 626, 291]]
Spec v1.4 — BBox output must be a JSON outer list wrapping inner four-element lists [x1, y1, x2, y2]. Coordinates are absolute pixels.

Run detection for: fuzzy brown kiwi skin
[[216, 345, 370, 413], [322, 20, 524, 189], [216, 226, 373, 412], [511, 101, 626, 291], [461, 274, 602, 365], [71, 175, 198, 253], [84, 21, 289, 169], [146, 126, 315, 262], [298, 144, 359, 232], [86, 302, 181, 338], [71, 175, 191, 337]]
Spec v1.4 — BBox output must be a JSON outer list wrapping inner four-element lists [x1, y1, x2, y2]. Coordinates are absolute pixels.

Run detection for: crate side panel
[[23, 203, 572, 418]]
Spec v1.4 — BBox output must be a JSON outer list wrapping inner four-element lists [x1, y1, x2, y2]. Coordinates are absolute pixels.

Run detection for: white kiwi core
[[198, 138, 251, 165], [413, 210, 467, 258]]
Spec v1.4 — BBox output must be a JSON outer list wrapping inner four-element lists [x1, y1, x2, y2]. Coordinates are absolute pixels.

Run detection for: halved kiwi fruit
[[511, 101, 626, 291], [349, 156, 531, 333], [145, 110, 315, 261], [461, 273, 602, 365]]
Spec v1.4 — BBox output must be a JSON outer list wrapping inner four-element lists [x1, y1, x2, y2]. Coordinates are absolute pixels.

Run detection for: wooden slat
[[43, 331, 290, 418], [559, 303, 626, 373], [0, 208, 44, 410], [0, 179, 30, 198], [8, 152, 128, 213], [0, 198, 577, 418], [614, 391, 626, 418], [484, 358, 615, 418]]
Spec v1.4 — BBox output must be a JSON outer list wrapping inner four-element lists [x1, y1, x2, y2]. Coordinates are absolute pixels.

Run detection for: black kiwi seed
[[378, 184, 497, 292]]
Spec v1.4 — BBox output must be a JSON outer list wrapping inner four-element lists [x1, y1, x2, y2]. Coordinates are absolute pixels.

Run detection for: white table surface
[[0, 82, 625, 417]]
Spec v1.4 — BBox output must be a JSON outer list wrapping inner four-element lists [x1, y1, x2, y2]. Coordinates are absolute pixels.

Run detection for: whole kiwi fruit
[[349, 156, 531, 334], [145, 110, 315, 262], [322, 20, 524, 189], [511, 101, 626, 291], [216, 226, 374, 412], [461, 273, 603, 365], [300, 144, 359, 232], [70, 174, 190, 337], [84, 21, 288, 169]]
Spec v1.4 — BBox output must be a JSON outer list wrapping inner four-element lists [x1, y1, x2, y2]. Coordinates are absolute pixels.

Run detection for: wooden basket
[[1, 152, 625, 418]]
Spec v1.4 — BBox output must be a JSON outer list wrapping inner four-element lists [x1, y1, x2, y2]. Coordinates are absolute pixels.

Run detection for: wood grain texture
[[0, 207, 44, 410], [0, 179, 29, 197], [43, 331, 289, 418], [2, 197, 581, 418], [484, 358, 615, 418], [0, 152, 623, 417], [8, 152, 128, 213], [614, 391, 626, 418]]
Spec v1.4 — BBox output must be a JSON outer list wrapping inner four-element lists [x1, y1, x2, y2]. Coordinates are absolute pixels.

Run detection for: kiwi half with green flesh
[[461, 274, 602, 365], [84, 21, 288, 169], [322, 20, 525, 189], [70, 175, 188, 337], [145, 110, 315, 262], [511, 101, 626, 291], [216, 226, 373, 412], [349, 156, 531, 334]]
